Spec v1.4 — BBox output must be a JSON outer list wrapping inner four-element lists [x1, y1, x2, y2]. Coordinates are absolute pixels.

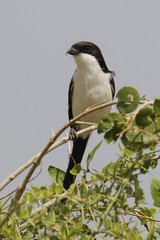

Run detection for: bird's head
[[66, 41, 108, 73]]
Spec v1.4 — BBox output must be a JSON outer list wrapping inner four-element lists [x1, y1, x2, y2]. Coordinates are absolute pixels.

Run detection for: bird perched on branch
[[63, 41, 115, 190]]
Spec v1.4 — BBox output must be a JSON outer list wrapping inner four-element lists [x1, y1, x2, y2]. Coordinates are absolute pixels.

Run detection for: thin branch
[[12, 100, 117, 202], [0, 100, 116, 192], [0, 99, 114, 229], [143, 154, 160, 163], [120, 209, 160, 223], [118, 101, 153, 136], [30, 191, 68, 217], [0, 161, 43, 200], [0, 125, 97, 192], [134, 126, 159, 141]]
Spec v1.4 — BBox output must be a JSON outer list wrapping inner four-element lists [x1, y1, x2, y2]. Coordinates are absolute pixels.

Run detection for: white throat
[[74, 53, 102, 72]]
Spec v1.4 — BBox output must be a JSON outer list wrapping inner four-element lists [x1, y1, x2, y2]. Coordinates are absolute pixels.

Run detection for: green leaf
[[48, 165, 65, 183], [142, 133, 153, 145], [150, 158, 158, 169], [103, 218, 111, 230], [119, 146, 134, 158], [69, 222, 83, 237], [140, 206, 157, 217], [154, 99, 160, 115], [150, 178, 160, 207], [135, 188, 145, 204], [147, 221, 156, 240], [142, 123, 157, 145], [86, 140, 103, 170], [126, 128, 142, 143], [116, 86, 140, 114], [135, 107, 155, 127], [122, 124, 156, 150], [140, 159, 151, 174], [104, 127, 121, 143], [121, 134, 143, 151], [155, 118, 160, 131], [98, 112, 123, 133], [70, 163, 82, 175], [145, 122, 156, 134], [98, 113, 125, 143]]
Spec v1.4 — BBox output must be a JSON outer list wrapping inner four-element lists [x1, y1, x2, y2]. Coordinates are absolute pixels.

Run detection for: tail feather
[[63, 136, 89, 190]]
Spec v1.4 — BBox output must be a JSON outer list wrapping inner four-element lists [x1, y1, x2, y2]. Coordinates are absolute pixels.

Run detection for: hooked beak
[[66, 47, 79, 56]]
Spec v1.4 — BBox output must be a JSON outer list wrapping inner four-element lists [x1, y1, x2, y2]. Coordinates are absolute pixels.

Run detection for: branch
[[0, 126, 97, 192], [0, 163, 43, 200], [30, 191, 68, 218], [118, 100, 153, 136], [0, 100, 116, 230], [0, 101, 117, 194], [0, 100, 116, 192], [6, 126, 95, 193], [119, 209, 160, 223]]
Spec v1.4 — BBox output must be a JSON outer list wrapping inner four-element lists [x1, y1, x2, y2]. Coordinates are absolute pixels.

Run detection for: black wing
[[68, 76, 74, 121], [109, 72, 116, 99]]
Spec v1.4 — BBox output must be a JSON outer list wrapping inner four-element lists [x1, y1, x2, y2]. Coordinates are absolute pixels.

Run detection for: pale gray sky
[[0, 1, 160, 205]]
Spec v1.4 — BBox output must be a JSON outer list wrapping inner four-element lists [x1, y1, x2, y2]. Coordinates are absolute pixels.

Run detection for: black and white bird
[[63, 41, 115, 190]]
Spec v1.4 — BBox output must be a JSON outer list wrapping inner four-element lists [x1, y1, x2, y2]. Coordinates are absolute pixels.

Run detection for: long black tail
[[63, 136, 89, 190]]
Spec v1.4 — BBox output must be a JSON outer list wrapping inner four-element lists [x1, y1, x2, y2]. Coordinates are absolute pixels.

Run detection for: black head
[[67, 41, 110, 73]]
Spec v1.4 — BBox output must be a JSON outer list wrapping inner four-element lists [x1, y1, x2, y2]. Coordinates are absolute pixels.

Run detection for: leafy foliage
[[116, 86, 140, 114], [0, 86, 160, 239], [150, 178, 160, 207]]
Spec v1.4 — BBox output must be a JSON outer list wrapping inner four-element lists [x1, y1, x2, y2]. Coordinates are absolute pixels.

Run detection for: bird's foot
[[69, 128, 78, 140]]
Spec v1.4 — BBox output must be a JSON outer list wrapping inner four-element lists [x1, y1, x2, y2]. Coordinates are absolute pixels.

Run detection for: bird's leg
[[69, 126, 79, 140]]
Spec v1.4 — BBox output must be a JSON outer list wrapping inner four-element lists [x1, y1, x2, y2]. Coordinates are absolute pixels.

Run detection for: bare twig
[[0, 100, 116, 192], [0, 100, 115, 229], [12, 101, 117, 201], [0, 161, 43, 200], [0, 125, 97, 192], [7, 102, 116, 201]]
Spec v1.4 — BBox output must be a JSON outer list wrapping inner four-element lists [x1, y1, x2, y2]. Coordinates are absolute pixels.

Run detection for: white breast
[[72, 53, 113, 130]]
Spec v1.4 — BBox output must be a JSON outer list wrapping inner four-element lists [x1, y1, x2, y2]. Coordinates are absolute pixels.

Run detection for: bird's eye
[[85, 45, 91, 51]]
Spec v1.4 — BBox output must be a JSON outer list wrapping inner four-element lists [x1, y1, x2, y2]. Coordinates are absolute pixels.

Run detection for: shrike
[[63, 41, 115, 190]]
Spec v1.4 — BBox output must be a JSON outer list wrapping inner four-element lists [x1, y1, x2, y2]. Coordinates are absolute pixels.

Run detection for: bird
[[63, 41, 115, 190]]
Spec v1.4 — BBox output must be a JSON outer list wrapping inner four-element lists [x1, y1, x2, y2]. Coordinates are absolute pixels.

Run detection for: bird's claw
[[69, 128, 78, 140]]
